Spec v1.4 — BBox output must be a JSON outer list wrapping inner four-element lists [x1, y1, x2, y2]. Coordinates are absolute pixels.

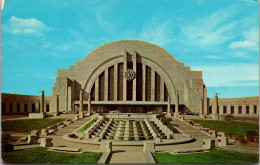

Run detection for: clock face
[[124, 69, 135, 81]]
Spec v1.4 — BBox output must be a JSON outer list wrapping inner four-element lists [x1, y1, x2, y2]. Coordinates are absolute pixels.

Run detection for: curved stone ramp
[[48, 116, 100, 152], [63, 133, 194, 146]]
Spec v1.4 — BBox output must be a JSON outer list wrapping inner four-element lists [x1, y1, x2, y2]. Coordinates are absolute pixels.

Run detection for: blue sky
[[1, 0, 259, 98]]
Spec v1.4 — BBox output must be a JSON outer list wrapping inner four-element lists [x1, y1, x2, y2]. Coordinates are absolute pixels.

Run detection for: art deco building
[[1, 40, 259, 118]]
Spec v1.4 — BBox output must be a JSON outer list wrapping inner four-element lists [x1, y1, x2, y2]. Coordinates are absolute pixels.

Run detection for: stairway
[[104, 120, 153, 141], [172, 119, 209, 138], [149, 121, 167, 139], [52, 117, 91, 136]]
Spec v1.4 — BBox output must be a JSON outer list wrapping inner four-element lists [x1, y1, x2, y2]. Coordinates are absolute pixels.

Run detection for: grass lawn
[[2, 148, 102, 164], [2, 118, 65, 133], [77, 119, 96, 133], [153, 149, 259, 164], [192, 119, 259, 136]]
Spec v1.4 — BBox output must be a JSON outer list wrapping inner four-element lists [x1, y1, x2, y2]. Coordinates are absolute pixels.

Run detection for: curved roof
[[82, 39, 179, 63]]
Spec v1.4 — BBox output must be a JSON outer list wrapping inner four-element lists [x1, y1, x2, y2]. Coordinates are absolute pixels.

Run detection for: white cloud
[[2, 16, 51, 35], [139, 17, 176, 47], [228, 27, 259, 50], [238, 0, 258, 3], [95, 4, 118, 32], [191, 63, 259, 87], [204, 55, 226, 59], [228, 40, 256, 49], [232, 51, 257, 60], [234, 51, 246, 57], [55, 44, 73, 51], [181, 6, 237, 47], [41, 42, 51, 48], [55, 41, 86, 51], [244, 27, 259, 43]]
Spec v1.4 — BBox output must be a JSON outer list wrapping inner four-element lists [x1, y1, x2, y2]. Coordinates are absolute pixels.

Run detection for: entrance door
[[117, 107, 123, 113], [136, 107, 142, 113], [126, 107, 132, 113]]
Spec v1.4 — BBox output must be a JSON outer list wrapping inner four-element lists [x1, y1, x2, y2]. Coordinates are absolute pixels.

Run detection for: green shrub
[[167, 124, 179, 133], [2, 143, 14, 152], [157, 114, 164, 119], [2, 133, 11, 143], [161, 117, 172, 125], [245, 131, 259, 142], [228, 133, 234, 138], [2, 133, 18, 144], [237, 135, 247, 144]]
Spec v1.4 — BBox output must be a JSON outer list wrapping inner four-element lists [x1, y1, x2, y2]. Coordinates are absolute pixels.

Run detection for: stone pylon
[[212, 93, 218, 120], [87, 95, 91, 116], [40, 91, 44, 112], [54, 95, 59, 116], [174, 92, 179, 118], [79, 90, 84, 118], [167, 96, 171, 117]]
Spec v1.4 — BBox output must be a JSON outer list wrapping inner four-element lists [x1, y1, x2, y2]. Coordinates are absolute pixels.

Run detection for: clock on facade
[[124, 69, 135, 81]]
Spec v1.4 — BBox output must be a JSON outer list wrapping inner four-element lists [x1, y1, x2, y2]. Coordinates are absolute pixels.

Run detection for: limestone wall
[[207, 96, 259, 118], [1, 93, 52, 115]]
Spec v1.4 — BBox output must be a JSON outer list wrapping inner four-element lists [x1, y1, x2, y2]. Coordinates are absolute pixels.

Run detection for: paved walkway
[[219, 144, 259, 155], [108, 151, 147, 164], [14, 144, 40, 150]]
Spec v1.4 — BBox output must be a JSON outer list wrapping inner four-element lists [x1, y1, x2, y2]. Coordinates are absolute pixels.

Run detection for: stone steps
[[56, 129, 75, 132], [172, 120, 207, 137], [64, 126, 81, 129], [51, 118, 93, 136], [102, 120, 154, 141]]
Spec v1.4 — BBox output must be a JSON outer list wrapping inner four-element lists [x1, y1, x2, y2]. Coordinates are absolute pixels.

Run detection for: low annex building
[[1, 40, 259, 118]]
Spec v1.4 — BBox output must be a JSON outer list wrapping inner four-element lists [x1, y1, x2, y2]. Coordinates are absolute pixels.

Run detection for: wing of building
[[1, 40, 259, 118]]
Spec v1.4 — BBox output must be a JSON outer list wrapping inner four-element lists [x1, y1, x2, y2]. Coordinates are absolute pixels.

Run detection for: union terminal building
[[1, 40, 259, 118]]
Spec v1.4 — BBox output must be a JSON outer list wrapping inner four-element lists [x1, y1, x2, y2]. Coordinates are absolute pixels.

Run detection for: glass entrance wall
[[75, 104, 189, 114], [91, 105, 167, 113]]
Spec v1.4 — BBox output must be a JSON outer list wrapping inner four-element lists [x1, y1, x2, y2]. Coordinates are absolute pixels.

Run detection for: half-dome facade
[[52, 40, 206, 114]]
